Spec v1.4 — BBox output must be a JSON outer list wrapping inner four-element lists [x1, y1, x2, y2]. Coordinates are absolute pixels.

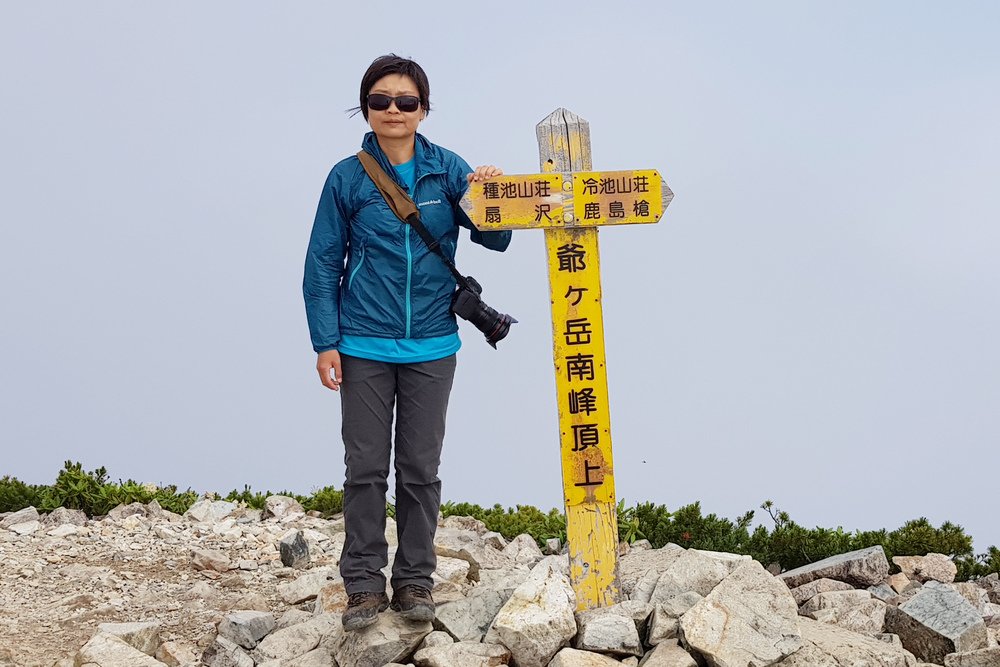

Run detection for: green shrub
[[2, 463, 997, 581], [0, 475, 46, 513], [303, 486, 344, 517], [440, 501, 566, 547]]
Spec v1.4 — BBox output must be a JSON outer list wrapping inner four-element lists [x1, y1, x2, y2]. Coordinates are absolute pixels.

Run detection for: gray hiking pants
[[338, 353, 457, 595]]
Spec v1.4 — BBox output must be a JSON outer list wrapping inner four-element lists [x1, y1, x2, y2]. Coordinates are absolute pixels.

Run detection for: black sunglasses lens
[[367, 94, 392, 111], [396, 96, 420, 112]]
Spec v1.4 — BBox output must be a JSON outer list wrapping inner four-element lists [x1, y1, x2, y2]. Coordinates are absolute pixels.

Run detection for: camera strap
[[356, 150, 477, 293]]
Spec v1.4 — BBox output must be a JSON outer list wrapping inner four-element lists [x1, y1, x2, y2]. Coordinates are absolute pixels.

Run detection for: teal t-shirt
[[339, 158, 461, 363]]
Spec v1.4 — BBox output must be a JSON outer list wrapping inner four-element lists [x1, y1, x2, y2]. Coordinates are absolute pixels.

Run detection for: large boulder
[[885, 581, 989, 663], [1, 506, 40, 530], [333, 613, 432, 667], [638, 639, 698, 667], [800, 591, 887, 634], [649, 549, 732, 603], [94, 621, 162, 656], [255, 614, 340, 662], [547, 647, 627, 666], [434, 525, 513, 581], [943, 647, 1000, 667], [490, 555, 577, 667], [778, 546, 890, 588], [74, 632, 165, 667], [217, 611, 276, 650], [434, 565, 530, 641], [893, 554, 958, 584], [619, 544, 685, 599], [574, 603, 644, 657], [646, 593, 702, 646], [680, 560, 801, 667], [775, 617, 917, 666], [788, 578, 855, 606], [412, 640, 511, 667]]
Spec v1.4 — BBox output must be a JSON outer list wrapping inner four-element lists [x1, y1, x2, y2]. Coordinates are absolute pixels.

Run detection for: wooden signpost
[[460, 108, 674, 610]]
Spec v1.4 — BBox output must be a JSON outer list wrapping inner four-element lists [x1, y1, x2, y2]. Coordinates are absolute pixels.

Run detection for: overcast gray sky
[[2, 2, 998, 552]]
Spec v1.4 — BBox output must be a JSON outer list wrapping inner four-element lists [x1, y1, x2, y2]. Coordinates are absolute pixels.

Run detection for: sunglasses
[[367, 93, 421, 113]]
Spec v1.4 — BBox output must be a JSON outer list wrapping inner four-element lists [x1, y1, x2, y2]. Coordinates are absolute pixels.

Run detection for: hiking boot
[[342, 591, 389, 631], [390, 584, 435, 622]]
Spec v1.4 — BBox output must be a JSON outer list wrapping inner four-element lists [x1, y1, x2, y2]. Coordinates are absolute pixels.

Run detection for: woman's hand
[[467, 165, 503, 183], [316, 350, 343, 391]]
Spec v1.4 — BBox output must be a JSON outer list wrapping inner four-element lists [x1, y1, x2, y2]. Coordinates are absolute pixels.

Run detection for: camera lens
[[452, 289, 517, 348]]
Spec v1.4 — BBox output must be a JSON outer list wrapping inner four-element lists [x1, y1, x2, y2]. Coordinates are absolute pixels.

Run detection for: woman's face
[[367, 73, 424, 142]]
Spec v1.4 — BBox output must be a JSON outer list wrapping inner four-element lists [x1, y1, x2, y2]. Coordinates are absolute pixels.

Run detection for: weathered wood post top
[[460, 108, 674, 610]]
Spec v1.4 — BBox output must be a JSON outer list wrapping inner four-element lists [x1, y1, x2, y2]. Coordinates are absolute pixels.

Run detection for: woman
[[303, 54, 510, 631]]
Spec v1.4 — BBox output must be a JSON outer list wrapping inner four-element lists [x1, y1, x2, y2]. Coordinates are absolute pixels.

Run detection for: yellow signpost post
[[460, 108, 674, 610]]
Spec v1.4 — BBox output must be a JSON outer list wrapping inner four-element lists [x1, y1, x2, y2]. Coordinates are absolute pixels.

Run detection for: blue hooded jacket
[[303, 133, 511, 353]]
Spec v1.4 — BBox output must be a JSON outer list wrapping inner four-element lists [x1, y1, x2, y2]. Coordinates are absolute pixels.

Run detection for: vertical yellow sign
[[546, 225, 619, 607], [546, 227, 616, 506]]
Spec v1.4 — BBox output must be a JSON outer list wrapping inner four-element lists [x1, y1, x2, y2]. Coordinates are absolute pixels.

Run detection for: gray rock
[[650, 549, 731, 603], [949, 582, 990, 614], [637, 639, 698, 667], [202, 635, 255, 667], [894, 554, 958, 584], [8, 521, 40, 535], [680, 560, 801, 667], [434, 565, 530, 641], [95, 621, 162, 656], [281, 530, 311, 569], [412, 640, 511, 666], [184, 499, 238, 523], [190, 547, 231, 573], [74, 632, 165, 667], [889, 572, 913, 593], [574, 603, 644, 657], [799, 589, 872, 616], [333, 613, 432, 667], [619, 543, 685, 600], [1, 506, 40, 530], [217, 611, 276, 649], [646, 592, 702, 646], [975, 574, 1000, 605], [778, 546, 890, 588], [418, 631, 455, 650], [265, 495, 305, 520], [284, 648, 338, 667], [42, 507, 87, 527], [871, 583, 899, 602], [276, 566, 338, 605], [255, 613, 340, 662], [106, 502, 148, 522], [631, 567, 662, 604], [434, 526, 513, 581], [490, 555, 577, 667], [789, 577, 855, 606], [775, 617, 918, 667], [545, 537, 562, 555], [944, 647, 1000, 666], [547, 647, 627, 666], [885, 581, 989, 663], [501, 533, 545, 568]]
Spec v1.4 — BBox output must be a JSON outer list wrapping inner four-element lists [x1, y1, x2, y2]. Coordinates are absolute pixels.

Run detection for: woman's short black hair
[[353, 54, 431, 121]]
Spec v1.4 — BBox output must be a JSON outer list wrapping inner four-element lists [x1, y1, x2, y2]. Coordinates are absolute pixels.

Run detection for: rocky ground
[[1, 499, 999, 667]]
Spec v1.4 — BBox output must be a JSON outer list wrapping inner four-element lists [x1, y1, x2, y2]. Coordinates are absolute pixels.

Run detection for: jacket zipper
[[405, 225, 412, 338], [348, 244, 366, 290]]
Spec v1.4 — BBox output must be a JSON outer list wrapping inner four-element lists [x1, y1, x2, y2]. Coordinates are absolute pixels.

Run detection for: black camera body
[[451, 276, 517, 349]]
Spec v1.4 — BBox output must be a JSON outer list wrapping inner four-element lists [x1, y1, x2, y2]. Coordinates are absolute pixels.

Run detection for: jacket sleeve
[[303, 169, 350, 352], [450, 155, 512, 253]]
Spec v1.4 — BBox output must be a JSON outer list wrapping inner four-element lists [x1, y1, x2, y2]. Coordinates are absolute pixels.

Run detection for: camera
[[451, 276, 517, 349]]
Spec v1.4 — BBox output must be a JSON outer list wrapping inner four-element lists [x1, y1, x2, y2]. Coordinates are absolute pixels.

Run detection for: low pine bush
[[2, 463, 997, 580]]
